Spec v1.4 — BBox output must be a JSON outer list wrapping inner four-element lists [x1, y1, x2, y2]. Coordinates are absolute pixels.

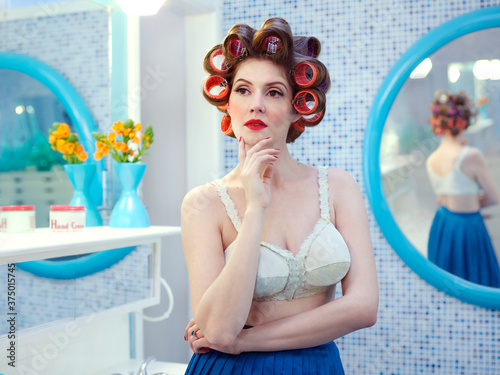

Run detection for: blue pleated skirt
[[184, 341, 344, 375], [428, 206, 500, 287]]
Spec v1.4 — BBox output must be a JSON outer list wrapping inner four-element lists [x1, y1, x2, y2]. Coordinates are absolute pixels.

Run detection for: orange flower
[[77, 151, 88, 162], [56, 139, 66, 154], [133, 137, 140, 144], [49, 134, 57, 145], [54, 123, 71, 138], [64, 142, 76, 155], [112, 121, 124, 135], [108, 132, 116, 146], [115, 141, 129, 153], [134, 123, 142, 132]]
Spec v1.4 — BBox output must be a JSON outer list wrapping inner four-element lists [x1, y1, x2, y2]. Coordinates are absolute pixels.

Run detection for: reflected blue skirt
[[428, 206, 500, 287], [184, 341, 344, 375]]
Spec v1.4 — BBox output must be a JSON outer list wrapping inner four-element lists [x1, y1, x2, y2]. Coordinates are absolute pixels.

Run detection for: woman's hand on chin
[[238, 136, 280, 211]]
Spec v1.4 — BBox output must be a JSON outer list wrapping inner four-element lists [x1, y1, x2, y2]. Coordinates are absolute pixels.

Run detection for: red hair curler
[[221, 115, 233, 136], [293, 90, 319, 115], [293, 62, 318, 88], [204, 75, 230, 100], [210, 48, 230, 74], [298, 109, 324, 127], [292, 121, 305, 132], [262, 34, 282, 54], [228, 37, 247, 58]]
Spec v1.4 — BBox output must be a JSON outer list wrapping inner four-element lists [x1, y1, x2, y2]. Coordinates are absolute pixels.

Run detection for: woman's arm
[[182, 137, 279, 347], [190, 168, 379, 354]]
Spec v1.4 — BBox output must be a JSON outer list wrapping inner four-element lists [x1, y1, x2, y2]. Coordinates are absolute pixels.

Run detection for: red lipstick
[[244, 119, 267, 130]]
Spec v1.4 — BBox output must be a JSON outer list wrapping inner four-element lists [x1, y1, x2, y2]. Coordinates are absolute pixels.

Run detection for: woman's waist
[[437, 194, 480, 213]]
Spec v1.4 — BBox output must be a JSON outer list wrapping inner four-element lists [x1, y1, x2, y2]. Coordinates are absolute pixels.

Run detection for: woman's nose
[[250, 94, 265, 113]]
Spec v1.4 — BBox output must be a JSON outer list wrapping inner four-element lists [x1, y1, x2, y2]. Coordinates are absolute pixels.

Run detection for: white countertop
[[92, 359, 188, 375], [0, 225, 181, 264]]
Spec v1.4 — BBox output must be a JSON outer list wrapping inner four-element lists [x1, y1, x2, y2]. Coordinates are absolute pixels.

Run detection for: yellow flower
[[134, 123, 142, 132]]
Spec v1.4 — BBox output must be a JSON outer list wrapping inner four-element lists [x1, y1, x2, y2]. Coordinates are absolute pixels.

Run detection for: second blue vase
[[64, 163, 103, 227], [109, 162, 150, 228]]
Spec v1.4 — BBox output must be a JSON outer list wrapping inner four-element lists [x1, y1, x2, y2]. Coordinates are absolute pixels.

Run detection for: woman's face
[[228, 58, 300, 146]]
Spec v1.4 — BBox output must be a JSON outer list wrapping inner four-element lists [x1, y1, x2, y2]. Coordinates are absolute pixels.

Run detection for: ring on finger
[[191, 330, 198, 339]]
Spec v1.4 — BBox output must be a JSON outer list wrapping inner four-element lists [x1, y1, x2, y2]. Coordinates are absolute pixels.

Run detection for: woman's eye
[[235, 87, 249, 95], [269, 90, 284, 98]]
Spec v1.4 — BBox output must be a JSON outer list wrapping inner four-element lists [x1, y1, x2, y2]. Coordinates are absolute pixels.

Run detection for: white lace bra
[[211, 166, 351, 301]]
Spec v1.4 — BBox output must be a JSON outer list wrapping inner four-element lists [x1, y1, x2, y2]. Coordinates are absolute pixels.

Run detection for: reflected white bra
[[426, 146, 480, 196], [212, 166, 351, 301]]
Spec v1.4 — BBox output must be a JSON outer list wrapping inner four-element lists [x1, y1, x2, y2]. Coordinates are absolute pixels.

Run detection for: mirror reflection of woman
[[180, 18, 378, 374], [426, 91, 500, 287]]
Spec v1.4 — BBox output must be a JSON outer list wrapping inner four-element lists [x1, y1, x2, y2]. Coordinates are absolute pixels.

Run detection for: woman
[[181, 18, 378, 374], [426, 90, 500, 287]]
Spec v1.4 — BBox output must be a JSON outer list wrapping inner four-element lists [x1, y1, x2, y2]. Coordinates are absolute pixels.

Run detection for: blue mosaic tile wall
[[0, 8, 151, 333], [221, 1, 500, 374]]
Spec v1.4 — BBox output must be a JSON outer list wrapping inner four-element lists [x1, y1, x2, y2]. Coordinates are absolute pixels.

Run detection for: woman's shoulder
[[325, 166, 360, 188], [181, 182, 225, 220]]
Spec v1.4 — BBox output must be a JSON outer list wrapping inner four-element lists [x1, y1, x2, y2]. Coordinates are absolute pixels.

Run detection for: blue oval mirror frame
[[363, 7, 500, 309], [1, 52, 134, 279]]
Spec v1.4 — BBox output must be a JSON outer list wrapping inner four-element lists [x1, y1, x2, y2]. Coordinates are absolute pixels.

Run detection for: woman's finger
[[193, 338, 211, 354], [237, 136, 246, 167], [183, 318, 196, 340]]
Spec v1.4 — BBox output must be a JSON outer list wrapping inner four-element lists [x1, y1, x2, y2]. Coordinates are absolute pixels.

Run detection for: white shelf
[[0, 225, 181, 264]]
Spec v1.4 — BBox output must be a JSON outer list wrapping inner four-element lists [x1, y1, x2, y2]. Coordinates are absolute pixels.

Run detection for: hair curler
[[292, 90, 319, 115], [204, 75, 230, 101]]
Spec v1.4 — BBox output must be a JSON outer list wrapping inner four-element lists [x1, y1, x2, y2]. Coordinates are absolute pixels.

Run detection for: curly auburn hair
[[429, 90, 476, 137], [202, 17, 331, 143]]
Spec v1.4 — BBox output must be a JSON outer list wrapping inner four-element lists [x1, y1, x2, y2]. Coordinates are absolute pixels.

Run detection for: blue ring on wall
[[0, 52, 135, 279], [363, 7, 500, 310]]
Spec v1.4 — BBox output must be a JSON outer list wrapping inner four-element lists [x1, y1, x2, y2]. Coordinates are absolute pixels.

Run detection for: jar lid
[[50, 205, 85, 212], [1, 205, 35, 211]]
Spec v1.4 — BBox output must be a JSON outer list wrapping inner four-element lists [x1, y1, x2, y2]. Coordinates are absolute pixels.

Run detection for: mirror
[[364, 7, 500, 309], [0, 68, 75, 227], [0, 52, 135, 279]]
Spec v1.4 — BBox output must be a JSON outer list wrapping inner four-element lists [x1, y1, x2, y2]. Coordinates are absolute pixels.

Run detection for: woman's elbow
[[352, 297, 378, 329], [203, 329, 238, 349]]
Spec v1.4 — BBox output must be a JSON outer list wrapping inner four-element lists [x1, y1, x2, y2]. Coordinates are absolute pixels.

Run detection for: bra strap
[[455, 146, 469, 169], [318, 166, 331, 220], [211, 179, 242, 232]]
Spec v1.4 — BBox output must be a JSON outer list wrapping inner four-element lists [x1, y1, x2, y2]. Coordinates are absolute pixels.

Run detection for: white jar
[[50, 205, 86, 232], [0, 205, 36, 233]]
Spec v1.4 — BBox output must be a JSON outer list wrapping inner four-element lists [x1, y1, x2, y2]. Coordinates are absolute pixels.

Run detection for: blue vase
[[64, 164, 103, 227], [109, 162, 150, 228]]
